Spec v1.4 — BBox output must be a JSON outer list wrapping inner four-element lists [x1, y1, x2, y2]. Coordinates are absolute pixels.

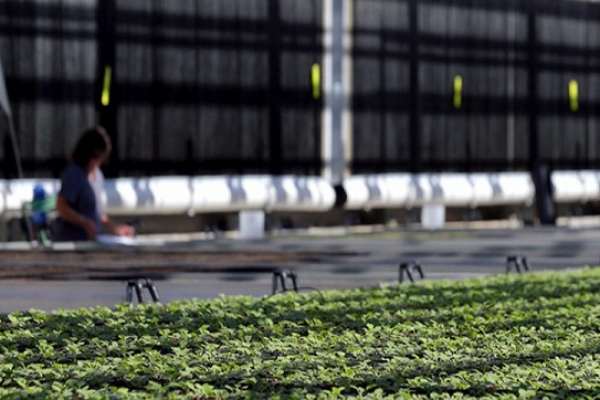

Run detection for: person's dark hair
[[70, 126, 112, 169]]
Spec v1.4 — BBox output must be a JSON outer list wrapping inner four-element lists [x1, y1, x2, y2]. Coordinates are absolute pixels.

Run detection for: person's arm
[[55, 194, 98, 239], [92, 167, 134, 237], [100, 214, 135, 237]]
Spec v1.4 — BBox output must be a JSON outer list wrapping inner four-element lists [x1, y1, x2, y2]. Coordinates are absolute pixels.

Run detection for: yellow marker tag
[[568, 79, 579, 112], [101, 66, 112, 106], [453, 75, 463, 110], [311, 63, 321, 100]]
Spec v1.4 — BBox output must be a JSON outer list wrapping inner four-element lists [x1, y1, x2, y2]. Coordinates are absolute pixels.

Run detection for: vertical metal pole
[[0, 54, 30, 241], [135, 281, 144, 304], [408, 0, 420, 173], [379, 9, 387, 171], [268, 0, 283, 175], [527, 1, 539, 169], [146, 279, 160, 302], [322, 0, 351, 184], [126, 283, 134, 307], [0, 55, 24, 179], [97, 0, 118, 177], [272, 272, 279, 294], [6, 120, 23, 179], [506, 10, 517, 168]]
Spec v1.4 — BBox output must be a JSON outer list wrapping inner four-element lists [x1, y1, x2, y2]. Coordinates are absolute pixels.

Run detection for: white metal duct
[[0, 171, 597, 217], [343, 174, 413, 210], [491, 173, 535, 206], [268, 176, 336, 212], [344, 172, 536, 210], [104, 176, 192, 215], [189, 176, 271, 214], [552, 170, 600, 203], [1, 179, 60, 214]]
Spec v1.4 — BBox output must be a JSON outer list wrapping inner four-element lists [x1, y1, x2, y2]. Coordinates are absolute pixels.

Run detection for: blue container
[[32, 184, 47, 225]]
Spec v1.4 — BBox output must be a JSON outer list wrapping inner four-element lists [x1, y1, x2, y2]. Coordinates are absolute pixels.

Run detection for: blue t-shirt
[[52, 164, 102, 241]]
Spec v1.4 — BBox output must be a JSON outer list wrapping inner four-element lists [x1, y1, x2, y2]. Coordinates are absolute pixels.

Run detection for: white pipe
[[344, 172, 536, 210], [437, 174, 476, 207], [492, 172, 535, 206], [190, 175, 271, 213], [578, 170, 600, 202], [268, 175, 336, 212], [1, 171, 598, 217], [552, 170, 600, 203], [2, 179, 59, 212], [105, 177, 194, 215]]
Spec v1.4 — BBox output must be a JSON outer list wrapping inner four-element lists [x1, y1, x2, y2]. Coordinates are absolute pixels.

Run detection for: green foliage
[[2, 268, 600, 398]]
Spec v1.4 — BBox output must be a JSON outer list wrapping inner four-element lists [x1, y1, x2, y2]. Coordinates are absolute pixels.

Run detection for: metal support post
[[272, 269, 299, 294], [126, 277, 160, 308], [399, 261, 425, 284], [506, 254, 530, 274]]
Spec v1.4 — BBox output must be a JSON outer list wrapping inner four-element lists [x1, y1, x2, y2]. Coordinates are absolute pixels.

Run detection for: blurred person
[[52, 126, 135, 241]]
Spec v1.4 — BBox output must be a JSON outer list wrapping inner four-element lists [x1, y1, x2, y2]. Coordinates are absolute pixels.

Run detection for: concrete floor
[[1, 225, 599, 314]]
